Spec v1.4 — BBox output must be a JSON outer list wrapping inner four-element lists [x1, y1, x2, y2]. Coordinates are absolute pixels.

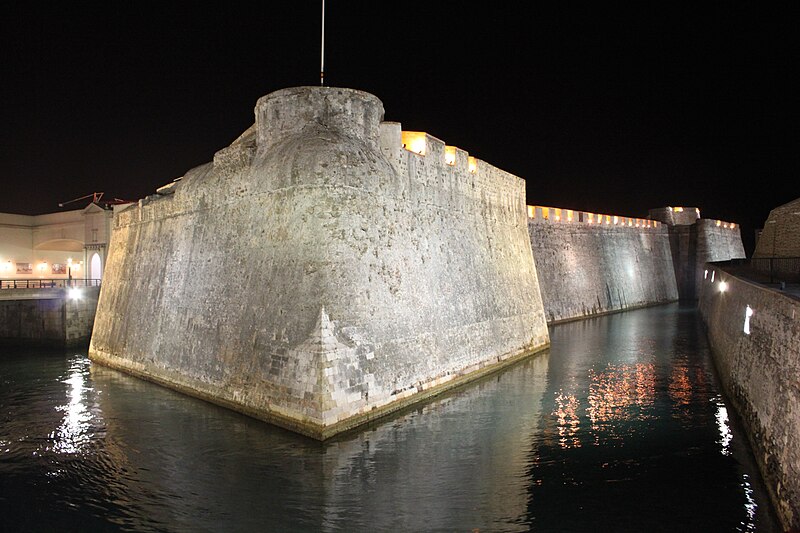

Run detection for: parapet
[[528, 205, 661, 229]]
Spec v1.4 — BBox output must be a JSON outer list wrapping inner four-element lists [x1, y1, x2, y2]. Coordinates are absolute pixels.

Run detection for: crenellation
[[528, 205, 662, 231]]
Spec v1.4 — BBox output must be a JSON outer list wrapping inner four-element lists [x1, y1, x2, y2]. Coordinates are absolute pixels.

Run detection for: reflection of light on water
[[740, 473, 757, 532], [553, 390, 581, 449], [52, 366, 92, 454], [586, 363, 655, 430], [668, 364, 692, 408], [714, 397, 732, 456]]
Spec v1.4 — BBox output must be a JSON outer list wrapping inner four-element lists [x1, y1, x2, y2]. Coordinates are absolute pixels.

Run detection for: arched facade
[[0, 203, 115, 283]]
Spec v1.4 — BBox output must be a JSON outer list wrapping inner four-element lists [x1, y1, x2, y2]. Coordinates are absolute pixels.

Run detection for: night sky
[[2, 3, 797, 255]]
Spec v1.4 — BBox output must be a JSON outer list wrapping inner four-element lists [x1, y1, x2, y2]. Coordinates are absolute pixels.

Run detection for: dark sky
[[2, 3, 797, 255]]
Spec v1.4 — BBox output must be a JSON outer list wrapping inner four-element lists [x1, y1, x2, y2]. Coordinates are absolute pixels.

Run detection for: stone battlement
[[527, 205, 661, 229]]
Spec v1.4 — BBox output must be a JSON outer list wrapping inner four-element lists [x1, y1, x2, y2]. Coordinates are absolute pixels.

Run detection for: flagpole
[[320, 0, 325, 86]]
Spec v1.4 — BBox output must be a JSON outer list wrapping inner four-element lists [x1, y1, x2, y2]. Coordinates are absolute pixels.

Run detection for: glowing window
[[673, 206, 684, 212], [554, 208, 562, 222], [566, 209, 573, 222], [527, 206, 536, 218], [468, 156, 477, 173], [542, 207, 550, 220]]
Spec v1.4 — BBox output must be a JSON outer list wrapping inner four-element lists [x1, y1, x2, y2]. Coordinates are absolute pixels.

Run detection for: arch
[[90, 253, 102, 281], [34, 238, 84, 252]]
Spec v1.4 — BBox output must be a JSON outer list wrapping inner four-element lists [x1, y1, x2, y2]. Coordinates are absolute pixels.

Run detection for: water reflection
[[52, 359, 93, 455], [0, 305, 781, 532], [527, 304, 778, 532], [85, 350, 551, 532]]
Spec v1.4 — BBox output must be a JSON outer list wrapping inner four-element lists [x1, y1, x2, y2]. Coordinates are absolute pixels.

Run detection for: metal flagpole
[[320, 0, 325, 86]]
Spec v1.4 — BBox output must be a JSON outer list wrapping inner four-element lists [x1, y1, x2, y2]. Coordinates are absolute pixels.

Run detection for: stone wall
[[0, 287, 99, 346], [754, 197, 800, 258], [699, 267, 800, 530], [89, 86, 549, 440], [670, 220, 746, 300], [648, 206, 701, 226], [527, 213, 678, 323]]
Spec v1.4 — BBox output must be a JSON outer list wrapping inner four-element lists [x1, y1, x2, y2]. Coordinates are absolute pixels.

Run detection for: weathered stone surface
[[669, 220, 746, 300], [89, 87, 549, 439], [527, 220, 678, 323], [754, 197, 800, 258], [699, 268, 800, 530], [0, 287, 99, 347]]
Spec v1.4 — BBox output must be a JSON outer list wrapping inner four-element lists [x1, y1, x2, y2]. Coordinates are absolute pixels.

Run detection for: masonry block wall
[[527, 210, 678, 323], [754, 197, 800, 258], [699, 267, 800, 531], [89, 87, 549, 440], [0, 287, 99, 346]]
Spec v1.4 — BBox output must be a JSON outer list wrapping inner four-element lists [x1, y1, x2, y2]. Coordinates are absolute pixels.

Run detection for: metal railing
[[726, 257, 800, 284], [0, 279, 102, 289]]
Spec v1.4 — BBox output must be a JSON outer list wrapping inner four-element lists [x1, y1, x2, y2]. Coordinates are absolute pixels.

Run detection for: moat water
[[0, 303, 780, 532]]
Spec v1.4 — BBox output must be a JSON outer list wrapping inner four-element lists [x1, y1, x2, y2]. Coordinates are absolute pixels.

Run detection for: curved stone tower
[[89, 87, 549, 439]]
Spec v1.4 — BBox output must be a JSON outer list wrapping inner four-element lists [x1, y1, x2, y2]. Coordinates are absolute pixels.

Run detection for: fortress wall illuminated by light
[[89, 87, 549, 440], [89, 86, 747, 440]]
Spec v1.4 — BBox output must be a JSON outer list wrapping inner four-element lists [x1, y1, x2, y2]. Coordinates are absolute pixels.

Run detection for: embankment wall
[[699, 267, 800, 530], [89, 87, 549, 440], [0, 287, 100, 347]]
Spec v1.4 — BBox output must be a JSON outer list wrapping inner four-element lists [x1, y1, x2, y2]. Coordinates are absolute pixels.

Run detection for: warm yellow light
[[566, 209, 573, 222], [613, 216, 619, 225], [542, 207, 550, 220], [605, 215, 611, 225], [730, 223, 735, 229], [554, 208, 562, 222], [588, 213, 594, 224], [527, 206, 536, 218], [401, 131, 427, 155], [38, 262, 47, 271], [468, 156, 477, 173], [444, 146, 456, 166], [716, 220, 721, 227], [673, 207, 684, 212]]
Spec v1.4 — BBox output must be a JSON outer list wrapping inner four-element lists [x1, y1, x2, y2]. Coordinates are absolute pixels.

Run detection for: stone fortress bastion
[[89, 86, 551, 440], [89, 86, 747, 441]]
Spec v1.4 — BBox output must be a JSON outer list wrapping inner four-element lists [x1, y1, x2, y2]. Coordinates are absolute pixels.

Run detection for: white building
[[0, 203, 115, 283]]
